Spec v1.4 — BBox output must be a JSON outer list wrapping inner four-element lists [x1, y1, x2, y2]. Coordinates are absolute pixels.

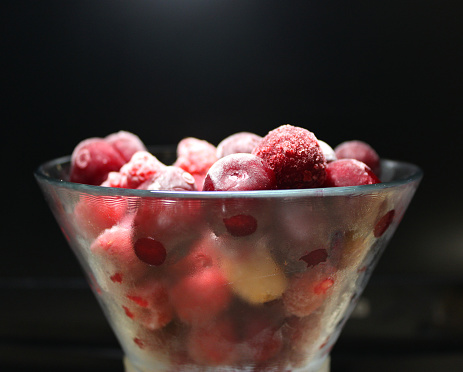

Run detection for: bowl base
[[123, 356, 330, 372]]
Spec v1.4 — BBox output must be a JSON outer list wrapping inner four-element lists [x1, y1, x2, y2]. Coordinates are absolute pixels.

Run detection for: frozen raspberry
[[73, 194, 127, 239], [173, 137, 218, 191], [318, 140, 337, 163], [169, 263, 231, 324], [334, 140, 381, 175], [323, 159, 380, 187], [282, 270, 335, 317], [203, 153, 276, 192], [187, 317, 239, 365], [122, 279, 174, 330], [141, 166, 197, 191], [216, 132, 262, 158], [102, 151, 166, 189], [252, 125, 326, 189], [70, 138, 126, 186], [105, 130, 147, 162]]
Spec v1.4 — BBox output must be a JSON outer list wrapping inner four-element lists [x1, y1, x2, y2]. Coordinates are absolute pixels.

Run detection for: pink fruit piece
[[334, 140, 381, 176], [203, 153, 277, 192], [282, 270, 336, 317], [73, 194, 127, 239], [122, 278, 174, 330], [187, 316, 239, 365], [132, 196, 203, 266], [374, 209, 395, 237], [70, 138, 126, 185], [105, 130, 147, 162], [141, 166, 197, 191], [173, 137, 218, 191], [90, 221, 150, 284], [216, 132, 262, 158], [252, 125, 326, 189], [323, 159, 380, 187], [169, 263, 231, 325]]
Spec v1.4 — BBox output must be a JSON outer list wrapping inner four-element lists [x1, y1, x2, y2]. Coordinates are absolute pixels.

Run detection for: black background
[[2, 1, 463, 371]]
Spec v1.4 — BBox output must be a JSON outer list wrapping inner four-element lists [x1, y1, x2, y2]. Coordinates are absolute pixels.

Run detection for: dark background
[[2, 1, 463, 371]]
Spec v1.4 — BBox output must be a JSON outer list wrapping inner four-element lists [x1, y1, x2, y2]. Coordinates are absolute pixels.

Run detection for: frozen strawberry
[[173, 137, 218, 191], [90, 221, 150, 285], [105, 130, 147, 162], [334, 140, 381, 175], [282, 269, 336, 317], [141, 166, 197, 191], [186, 316, 239, 365], [122, 278, 174, 330], [169, 263, 231, 325], [323, 159, 380, 187], [203, 153, 276, 192], [252, 125, 326, 189], [70, 138, 126, 185], [73, 194, 127, 239], [216, 132, 262, 158]]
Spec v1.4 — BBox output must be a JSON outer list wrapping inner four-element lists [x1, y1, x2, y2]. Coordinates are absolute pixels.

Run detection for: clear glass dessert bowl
[[35, 152, 422, 372]]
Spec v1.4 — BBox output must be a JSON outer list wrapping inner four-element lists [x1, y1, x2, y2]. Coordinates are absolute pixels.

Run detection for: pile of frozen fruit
[[68, 125, 394, 370]]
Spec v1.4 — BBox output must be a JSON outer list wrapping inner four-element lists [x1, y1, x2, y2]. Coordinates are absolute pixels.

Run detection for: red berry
[[70, 138, 126, 185], [203, 153, 276, 191], [299, 249, 328, 268], [169, 264, 231, 324], [141, 166, 197, 191], [216, 132, 262, 158], [323, 159, 380, 187], [334, 140, 381, 175], [223, 214, 258, 237], [252, 125, 326, 189], [133, 237, 167, 266], [174, 137, 218, 191], [105, 130, 147, 162]]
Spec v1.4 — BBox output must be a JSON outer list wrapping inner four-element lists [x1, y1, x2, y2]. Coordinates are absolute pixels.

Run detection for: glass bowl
[[35, 151, 422, 372]]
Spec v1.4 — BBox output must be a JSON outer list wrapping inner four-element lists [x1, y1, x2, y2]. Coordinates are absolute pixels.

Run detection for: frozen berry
[[187, 317, 239, 365], [318, 140, 337, 163], [122, 279, 173, 330], [105, 130, 147, 162], [282, 270, 335, 317], [74, 194, 127, 239], [334, 140, 381, 175], [169, 264, 231, 324], [133, 237, 167, 266], [141, 166, 197, 191], [216, 132, 262, 158], [203, 153, 276, 192], [323, 159, 380, 187], [174, 137, 218, 191], [70, 138, 126, 185], [252, 125, 326, 189]]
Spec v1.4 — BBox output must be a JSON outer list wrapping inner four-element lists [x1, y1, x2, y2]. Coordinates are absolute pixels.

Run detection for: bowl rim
[[34, 155, 423, 199]]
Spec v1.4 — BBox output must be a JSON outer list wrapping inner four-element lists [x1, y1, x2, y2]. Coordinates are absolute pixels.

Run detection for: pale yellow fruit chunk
[[221, 246, 288, 304]]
